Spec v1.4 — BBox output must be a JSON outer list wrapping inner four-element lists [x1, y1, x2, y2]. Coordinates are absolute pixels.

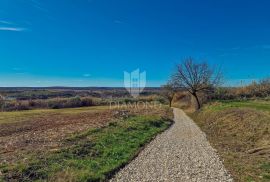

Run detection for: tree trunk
[[169, 99, 172, 107], [192, 93, 201, 110]]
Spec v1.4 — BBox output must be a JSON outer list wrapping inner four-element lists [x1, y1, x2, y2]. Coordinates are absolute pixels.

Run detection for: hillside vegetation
[[190, 100, 270, 182], [0, 88, 166, 111]]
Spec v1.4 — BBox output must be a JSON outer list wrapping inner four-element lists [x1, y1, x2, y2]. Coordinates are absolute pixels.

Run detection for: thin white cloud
[[75, 79, 84, 82], [217, 44, 270, 54], [0, 20, 13, 25], [83, 74, 91, 77], [12, 67, 23, 71], [28, 0, 49, 13], [0, 20, 30, 31], [262, 45, 270, 49], [0, 27, 27, 32], [231, 46, 241, 50], [114, 20, 123, 24], [15, 72, 27, 75]]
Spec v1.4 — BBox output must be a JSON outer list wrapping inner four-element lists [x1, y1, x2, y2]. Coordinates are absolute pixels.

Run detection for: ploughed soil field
[[0, 107, 115, 166], [0, 106, 172, 171]]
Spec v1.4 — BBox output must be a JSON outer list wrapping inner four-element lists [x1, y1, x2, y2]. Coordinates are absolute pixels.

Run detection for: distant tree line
[[0, 97, 99, 111], [211, 78, 270, 100]]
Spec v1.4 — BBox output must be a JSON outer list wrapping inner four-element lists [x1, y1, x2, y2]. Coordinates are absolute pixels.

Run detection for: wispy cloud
[[216, 46, 241, 52], [0, 20, 28, 32], [26, 0, 53, 20], [12, 67, 23, 71], [262, 45, 270, 49], [28, 0, 49, 14], [0, 27, 27, 32], [114, 20, 123, 24], [15, 72, 27, 75], [83, 74, 91, 77], [231, 46, 241, 50], [0, 20, 13, 25], [217, 44, 270, 56]]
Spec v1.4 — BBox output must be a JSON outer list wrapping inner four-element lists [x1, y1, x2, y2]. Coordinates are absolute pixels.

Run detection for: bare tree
[[172, 58, 222, 110], [161, 81, 179, 107]]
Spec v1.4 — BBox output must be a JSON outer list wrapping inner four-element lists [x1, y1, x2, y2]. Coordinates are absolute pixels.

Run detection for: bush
[[208, 78, 270, 101], [1, 101, 30, 111], [67, 97, 82, 108], [45, 97, 95, 109], [81, 97, 94, 106], [0, 96, 98, 111]]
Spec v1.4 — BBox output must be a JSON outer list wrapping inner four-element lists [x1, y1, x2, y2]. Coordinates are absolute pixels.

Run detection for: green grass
[[204, 100, 270, 112], [1, 115, 172, 181], [260, 163, 270, 181]]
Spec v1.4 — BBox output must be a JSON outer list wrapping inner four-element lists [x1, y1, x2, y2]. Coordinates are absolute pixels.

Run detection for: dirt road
[[111, 108, 233, 182]]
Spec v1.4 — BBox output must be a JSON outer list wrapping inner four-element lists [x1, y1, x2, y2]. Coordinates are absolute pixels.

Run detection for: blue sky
[[0, 0, 270, 87]]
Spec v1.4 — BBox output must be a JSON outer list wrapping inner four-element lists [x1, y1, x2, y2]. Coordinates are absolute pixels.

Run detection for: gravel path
[[110, 108, 233, 182]]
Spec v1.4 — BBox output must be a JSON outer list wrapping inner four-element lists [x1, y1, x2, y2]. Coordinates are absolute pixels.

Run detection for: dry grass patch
[[190, 102, 270, 182]]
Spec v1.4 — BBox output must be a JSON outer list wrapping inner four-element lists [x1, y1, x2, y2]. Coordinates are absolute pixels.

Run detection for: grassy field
[[0, 106, 173, 181], [190, 100, 270, 182], [0, 106, 110, 124], [206, 100, 270, 112]]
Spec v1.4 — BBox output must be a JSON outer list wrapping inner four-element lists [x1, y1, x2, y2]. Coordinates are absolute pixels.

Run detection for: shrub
[[81, 97, 94, 106]]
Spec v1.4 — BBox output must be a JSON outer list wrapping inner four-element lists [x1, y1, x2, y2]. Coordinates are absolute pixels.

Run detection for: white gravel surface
[[110, 108, 233, 182]]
